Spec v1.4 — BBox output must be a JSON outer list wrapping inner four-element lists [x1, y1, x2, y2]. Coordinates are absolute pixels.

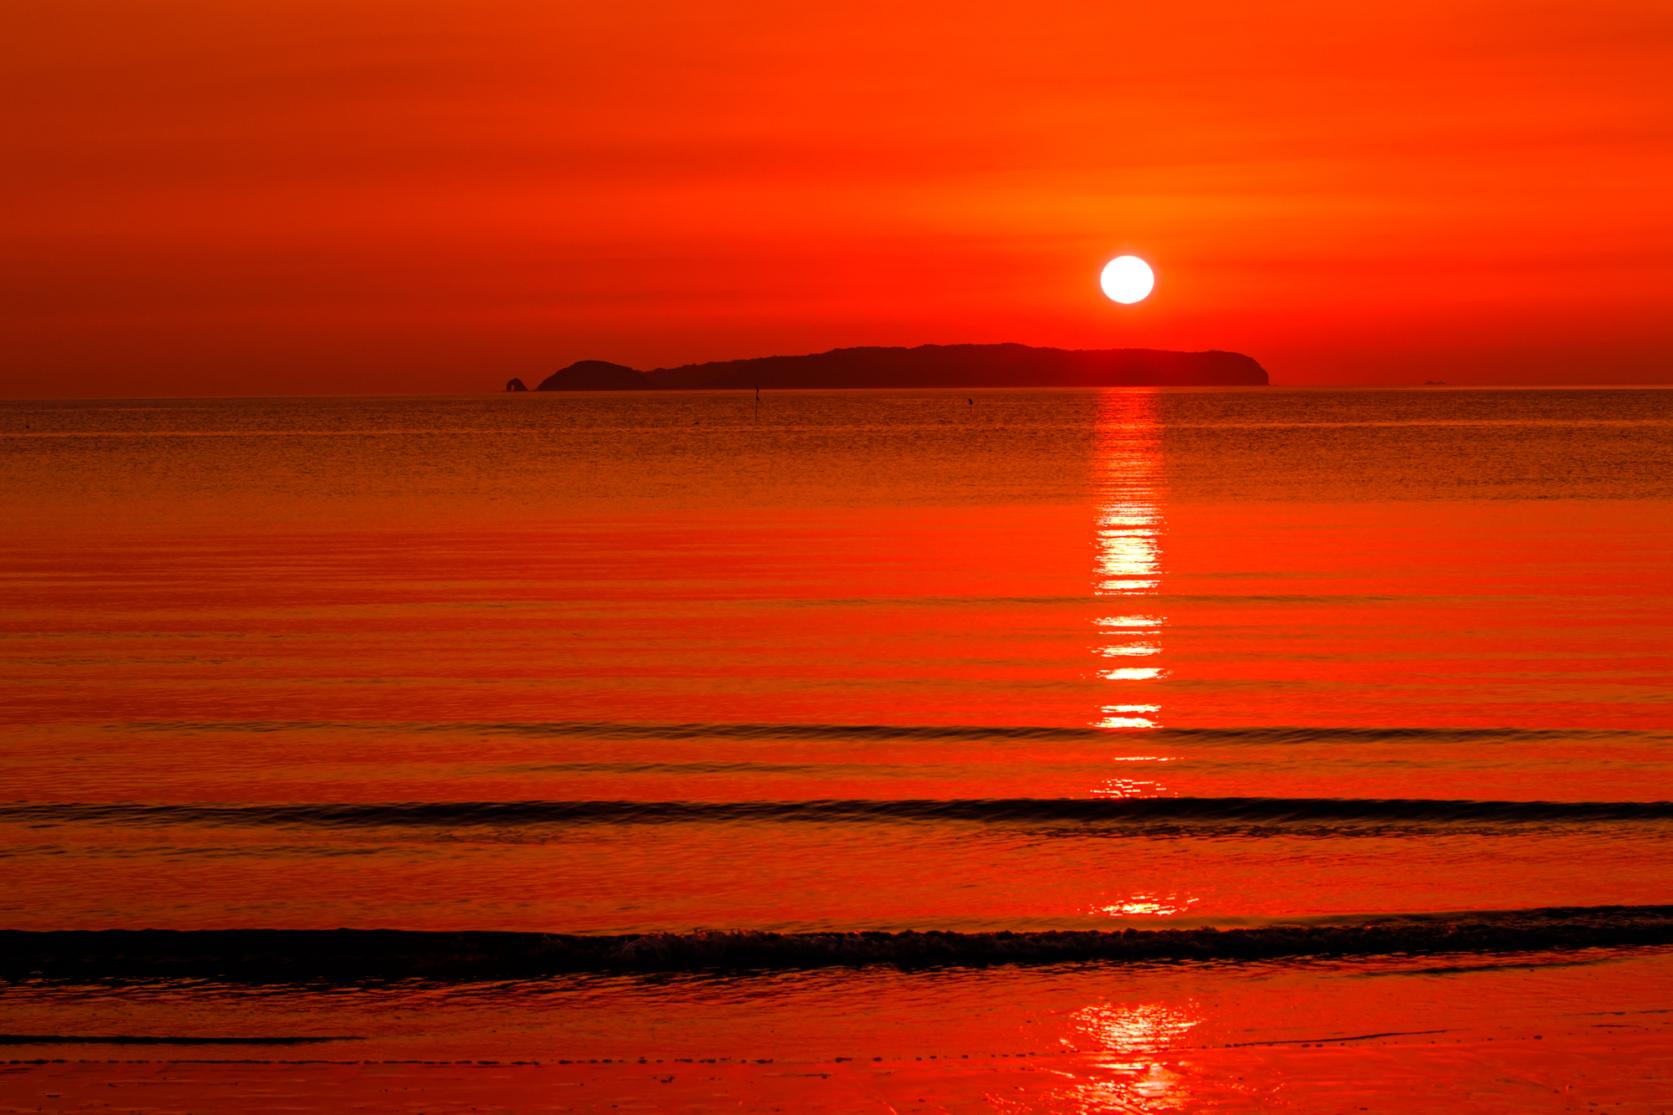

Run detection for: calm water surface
[[1, 387, 1670, 1109]]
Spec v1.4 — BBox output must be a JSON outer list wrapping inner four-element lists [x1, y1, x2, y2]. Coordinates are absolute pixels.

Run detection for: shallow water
[[1, 387, 1670, 1108]]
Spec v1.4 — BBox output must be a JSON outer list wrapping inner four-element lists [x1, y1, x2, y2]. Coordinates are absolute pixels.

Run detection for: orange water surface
[[1, 387, 1670, 1110]]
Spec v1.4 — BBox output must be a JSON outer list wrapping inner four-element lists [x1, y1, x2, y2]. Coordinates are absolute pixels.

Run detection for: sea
[[1, 387, 1670, 1111]]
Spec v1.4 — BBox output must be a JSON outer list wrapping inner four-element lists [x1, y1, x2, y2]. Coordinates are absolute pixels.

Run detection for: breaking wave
[[4, 905, 1671, 980], [5, 796, 1670, 830], [120, 719, 1662, 746]]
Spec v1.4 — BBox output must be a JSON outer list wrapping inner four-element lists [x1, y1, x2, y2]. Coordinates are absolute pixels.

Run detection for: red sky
[[4, 0, 1672, 396]]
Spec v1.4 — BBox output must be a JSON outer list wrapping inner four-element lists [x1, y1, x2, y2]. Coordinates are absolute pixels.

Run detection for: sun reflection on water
[[1092, 392, 1167, 736], [1056, 1000, 1205, 1113], [1097, 643, 1162, 657], [1098, 666, 1166, 682], [1088, 892, 1199, 918], [1089, 776, 1166, 798]]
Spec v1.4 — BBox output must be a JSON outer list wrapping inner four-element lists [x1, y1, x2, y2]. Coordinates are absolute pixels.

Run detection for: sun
[[1100, 256, 1155, 304]]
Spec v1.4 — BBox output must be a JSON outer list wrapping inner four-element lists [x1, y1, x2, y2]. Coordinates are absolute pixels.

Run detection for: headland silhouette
[[529, 343, 1267, 390]]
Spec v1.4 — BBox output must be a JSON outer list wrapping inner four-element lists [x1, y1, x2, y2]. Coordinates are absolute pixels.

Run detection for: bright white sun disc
[[1100, 256, 1155, 304]]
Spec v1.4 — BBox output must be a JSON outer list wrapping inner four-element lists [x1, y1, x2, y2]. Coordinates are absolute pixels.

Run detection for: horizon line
[[6, 382, 1673, 404]]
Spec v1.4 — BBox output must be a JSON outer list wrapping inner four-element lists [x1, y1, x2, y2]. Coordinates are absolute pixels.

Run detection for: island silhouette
[[529, 343, 1267, 390]]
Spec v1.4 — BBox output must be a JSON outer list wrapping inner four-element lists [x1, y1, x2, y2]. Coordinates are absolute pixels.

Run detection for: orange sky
[[4, 0, 1672, 396]]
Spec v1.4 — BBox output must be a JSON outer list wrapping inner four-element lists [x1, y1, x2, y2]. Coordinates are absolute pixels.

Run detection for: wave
[[121, 719, 1660, 745], [4, 796, 1669, 830], [5, 906, 1670, 979], [0, 1033, 348, 1046]]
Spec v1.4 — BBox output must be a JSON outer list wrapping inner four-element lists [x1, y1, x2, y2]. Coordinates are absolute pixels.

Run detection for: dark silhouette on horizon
[[531, 343, 1268, 391]]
